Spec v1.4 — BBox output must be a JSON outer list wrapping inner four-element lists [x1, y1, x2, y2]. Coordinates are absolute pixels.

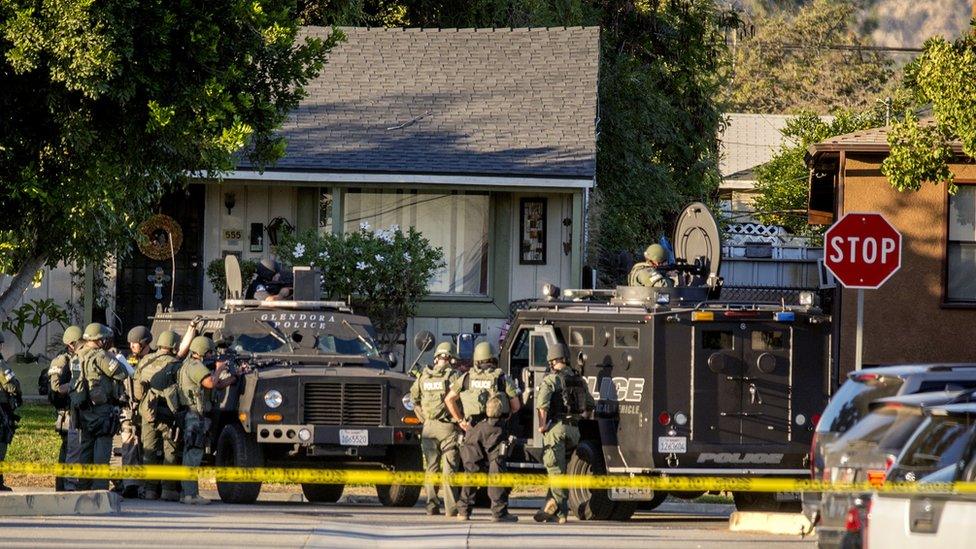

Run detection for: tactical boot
[[160, 489, 180, 502], [456, 512, 470, 521], [143, 490, 160, 501], [122, 485, 141, 499], [180, 495, 211, 505], [425, 505, 441, 516], [533, 498, 559, 523], [492, 513, 518, 523]]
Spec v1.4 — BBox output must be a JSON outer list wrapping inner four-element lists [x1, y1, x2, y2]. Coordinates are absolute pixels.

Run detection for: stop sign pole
[[823, 213, 902, 370]]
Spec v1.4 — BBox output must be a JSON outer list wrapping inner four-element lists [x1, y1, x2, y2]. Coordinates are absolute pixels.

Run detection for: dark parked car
[[804, 364, 976, 523]]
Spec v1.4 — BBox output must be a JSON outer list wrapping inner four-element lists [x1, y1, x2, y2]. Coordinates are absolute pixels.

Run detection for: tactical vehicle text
[[500, 203, 832, 519]]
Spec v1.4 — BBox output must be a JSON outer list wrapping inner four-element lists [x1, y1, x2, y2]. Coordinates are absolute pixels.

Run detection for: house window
[[319, 190, 333, 235], [343, 188, 490, 296], [947, 185, 976, 302]]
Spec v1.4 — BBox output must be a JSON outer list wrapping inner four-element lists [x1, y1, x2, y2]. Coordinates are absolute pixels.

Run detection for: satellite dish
[[673, 202, 722, 288], [224, 254, 243, 300]]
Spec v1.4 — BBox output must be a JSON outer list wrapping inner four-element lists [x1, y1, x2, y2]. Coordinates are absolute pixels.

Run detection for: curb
[[0, 490, 121, 516], [728, 511, 813, 536]]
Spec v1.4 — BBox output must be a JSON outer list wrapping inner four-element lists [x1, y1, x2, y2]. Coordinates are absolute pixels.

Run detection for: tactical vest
[[73, 348, 120, 407], [460, 366, 510, 418], [178, 358, 212, 416], [46, 352, 73, 409], [550, 369, 589, 418], [418, 366, 453, 421], [628, 262, 671, 288], [0, 365, 20, 409], [137, 352, 181, 423]]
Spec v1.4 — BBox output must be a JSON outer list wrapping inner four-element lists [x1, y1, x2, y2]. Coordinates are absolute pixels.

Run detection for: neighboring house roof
[[718, 113, 794, 179], [808, 118, 966, 158], [244, 26, 600, 180]]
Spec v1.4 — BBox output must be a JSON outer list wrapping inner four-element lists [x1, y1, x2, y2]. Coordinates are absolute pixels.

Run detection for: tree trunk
[[0, 254, 48, 321]]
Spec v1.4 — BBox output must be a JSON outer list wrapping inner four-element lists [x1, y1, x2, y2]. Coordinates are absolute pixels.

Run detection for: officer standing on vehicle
[[445, 341, 521, 523], [178, 336, 238, 505], [627, 244, 673, 288], [410, 341, 461, 517], [136, 330, 183, 501], [117, 326, 152, 498], [0, 333, 23, 492], [534, 343, 594, 524], [48, 325, 83, 491], [72, 323, 130, 490]]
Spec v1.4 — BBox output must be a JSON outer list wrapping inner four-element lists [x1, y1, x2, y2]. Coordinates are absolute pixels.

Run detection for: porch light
[[798, 291, 815, 306]]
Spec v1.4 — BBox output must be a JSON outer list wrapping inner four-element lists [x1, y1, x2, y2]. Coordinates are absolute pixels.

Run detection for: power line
[[750, 41, 924, 54]]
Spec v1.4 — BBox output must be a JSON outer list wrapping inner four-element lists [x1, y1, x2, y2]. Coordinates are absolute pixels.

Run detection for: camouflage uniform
[[410, 357, 460, 516], [48, 350, 82, 491], [136, 349, 182, 499], [0, 357, 23, 491], [177, 352, 213, 503], [72, 342, 129, 490]]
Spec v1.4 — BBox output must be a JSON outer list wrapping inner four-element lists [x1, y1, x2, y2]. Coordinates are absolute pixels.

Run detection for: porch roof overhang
[[213, 169, 594, 190]]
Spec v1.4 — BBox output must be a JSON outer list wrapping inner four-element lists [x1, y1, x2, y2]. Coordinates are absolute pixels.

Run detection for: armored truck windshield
[[221, 310, 382, 359]]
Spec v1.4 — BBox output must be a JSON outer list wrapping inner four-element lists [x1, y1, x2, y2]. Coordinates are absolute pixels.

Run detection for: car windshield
[[817, 375, 904, 434], [835, 405, 924, 451], [898, 415, 975, 473]]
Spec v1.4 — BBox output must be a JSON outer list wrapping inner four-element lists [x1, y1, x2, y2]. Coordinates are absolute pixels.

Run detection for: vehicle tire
[[732, 491, 781, 512], [376, 448, 422, 508], [302, 483, 344, 503], [635, 492, 669, 511], [609, 500, 638, 521], [567, 440, 616, 520], [669, 490, 706, 500], [215, 423, 264, 504]]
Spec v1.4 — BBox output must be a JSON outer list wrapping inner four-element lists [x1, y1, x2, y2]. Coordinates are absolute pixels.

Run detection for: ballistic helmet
[[189, 336, 215, 356], [547, 343, 568, 363], [127, 326, 152, 345], [644, 244, 667, 263], [433, 341, 456, 360], [156, 331, 179, 349], [83, 323, 112, 341], [472, 342, 495, 364], [62, 325, 83, 345]]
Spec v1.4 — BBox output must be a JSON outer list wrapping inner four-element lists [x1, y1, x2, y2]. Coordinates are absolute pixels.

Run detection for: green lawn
[[6, 403, 60, 464]]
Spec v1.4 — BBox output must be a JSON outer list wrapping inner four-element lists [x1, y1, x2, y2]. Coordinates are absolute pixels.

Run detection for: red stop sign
[[824, 213, 902, 289]]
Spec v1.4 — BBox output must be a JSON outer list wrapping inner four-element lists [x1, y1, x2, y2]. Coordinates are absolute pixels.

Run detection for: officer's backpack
[[461, 367, 510, 419], [145, 361, 182, 424], [557, 369, 589, 416]]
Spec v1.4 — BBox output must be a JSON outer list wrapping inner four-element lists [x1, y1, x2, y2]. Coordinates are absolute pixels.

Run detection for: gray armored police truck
[[499, 203, 832, 519], [148, 258, 422, 506]]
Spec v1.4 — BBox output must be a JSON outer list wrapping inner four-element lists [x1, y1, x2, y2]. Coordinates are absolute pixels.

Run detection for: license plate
[[610, 487, 657, 501], [339, 429, 369, 446], [658, 436, 687, 453]]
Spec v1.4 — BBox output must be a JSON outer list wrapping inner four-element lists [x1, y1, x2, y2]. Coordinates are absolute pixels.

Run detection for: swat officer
[[445, 341, 521, 523], [627, 244, 674, 288], [533, 343, 595, 524], [136, 330, 183, 501], [178, 336, 238, 505], [72, 323, 130, 490], [410, 341, 461, 517], [117, 325, 152, 498], [48, 325, 83, 491], [0, 333, 23, 491]]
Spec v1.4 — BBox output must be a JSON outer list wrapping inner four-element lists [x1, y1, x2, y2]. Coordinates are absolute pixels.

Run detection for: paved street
[[0, 492, 816, 548]]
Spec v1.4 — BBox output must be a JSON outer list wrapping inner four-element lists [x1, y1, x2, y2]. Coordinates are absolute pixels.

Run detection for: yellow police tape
[[2, 461, 976, 494]]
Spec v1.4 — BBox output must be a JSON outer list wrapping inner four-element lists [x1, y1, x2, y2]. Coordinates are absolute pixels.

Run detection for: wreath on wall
[[138, 214, 183, 260]]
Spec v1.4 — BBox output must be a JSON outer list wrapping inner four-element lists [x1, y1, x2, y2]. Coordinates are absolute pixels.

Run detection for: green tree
[[752, 106, 897, 236], [727, 0, 894, 114], [882, 29, 976, 192], [0, 1, 338, 318]]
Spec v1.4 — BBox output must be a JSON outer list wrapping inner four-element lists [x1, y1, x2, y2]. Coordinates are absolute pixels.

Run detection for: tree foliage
[[0, 1, 336, 317], [276, 224, 444, 350], [727, 0, 894, 114], [882, 30, 976, 192]]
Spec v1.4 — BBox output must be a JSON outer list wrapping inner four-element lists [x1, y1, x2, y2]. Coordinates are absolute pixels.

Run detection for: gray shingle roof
[[249, 26, 600, 179]]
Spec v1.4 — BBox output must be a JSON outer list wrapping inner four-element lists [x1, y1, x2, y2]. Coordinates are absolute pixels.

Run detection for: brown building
[[807, 125, 976, 375]]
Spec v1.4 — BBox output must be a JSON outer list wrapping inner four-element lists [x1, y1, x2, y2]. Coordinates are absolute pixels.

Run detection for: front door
[[115, 185, 206, 333]]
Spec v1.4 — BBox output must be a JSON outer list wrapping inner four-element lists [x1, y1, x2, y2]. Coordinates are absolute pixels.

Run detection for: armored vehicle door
[[694, 323, 792, 444]]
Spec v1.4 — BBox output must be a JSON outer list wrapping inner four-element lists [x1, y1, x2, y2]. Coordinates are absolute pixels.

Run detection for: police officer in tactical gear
[[0, 332, 23, 491], [136, 330, 184, 501], [71, 323, 130, 490], [48, 325, 83, 491], [178, 336, 238, 505], [410, 341, 461, 517], [118, 325, 152, 497], [534, 342, 595, 524], [245, 258, 292, 301], [445, 341, 521, 522], [628, 244, 674, 288]]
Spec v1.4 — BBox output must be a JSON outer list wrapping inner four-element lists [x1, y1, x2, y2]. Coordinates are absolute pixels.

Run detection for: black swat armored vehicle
[[149, 260, 421, 506], [499, 203, 832, 519]]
